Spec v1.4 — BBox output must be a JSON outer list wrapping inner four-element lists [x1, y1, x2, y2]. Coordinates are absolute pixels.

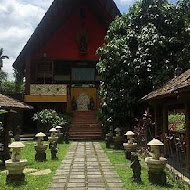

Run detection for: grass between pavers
[[100, 142, 189, 190], [0, 141, 70, 190]]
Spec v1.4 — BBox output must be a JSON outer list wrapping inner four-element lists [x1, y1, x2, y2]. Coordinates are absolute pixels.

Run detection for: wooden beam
[[162, 104, 168, 155], [154, 105, 162, 138], [162, 104, 168, 134], [25, 55, 31, 95], [24, 95, 67, 102], [185, 103, 190, 170]]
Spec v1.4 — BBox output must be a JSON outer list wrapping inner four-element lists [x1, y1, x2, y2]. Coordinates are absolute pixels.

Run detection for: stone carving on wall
[[76, 93, 90, 111], [30, 84, 67, 95], [76, 30, 89, 54]]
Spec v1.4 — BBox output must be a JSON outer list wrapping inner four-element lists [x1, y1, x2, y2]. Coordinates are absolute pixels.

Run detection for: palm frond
[[0, 48, 3, 56], [1, 56, 9, 59]]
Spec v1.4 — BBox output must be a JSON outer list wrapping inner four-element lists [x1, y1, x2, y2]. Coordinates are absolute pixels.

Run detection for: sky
[[0, 0, 176, 79]]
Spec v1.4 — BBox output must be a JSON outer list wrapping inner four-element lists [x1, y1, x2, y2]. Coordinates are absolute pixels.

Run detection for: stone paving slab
[[49, 142, 125, 190]]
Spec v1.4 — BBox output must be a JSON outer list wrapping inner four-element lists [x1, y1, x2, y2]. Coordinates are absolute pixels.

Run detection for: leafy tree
[[97, 0, 190, 130], [177, 0, 190, 25], [0, 48, 9, 70], [13, 69, 24, 93], [0, 69, 24, 94], [0, 70, 8, 93], [0, 70, 7, 81]]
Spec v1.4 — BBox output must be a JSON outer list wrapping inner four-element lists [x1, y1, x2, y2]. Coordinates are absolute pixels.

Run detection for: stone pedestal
[[5, 159, 27, 184], [57, 134, 64, 144], [123, 143, 137, 160], [145, 157, 167, 185], [148, 170, 166, 185], [64, 133, 69, 144], [48, 136, 58, 143], [114, 136, 123, 150], [105, 134, 113, 148], [34, 145, 48, 161], [125, 151, 132, 160], [6, 173, 25, 184]]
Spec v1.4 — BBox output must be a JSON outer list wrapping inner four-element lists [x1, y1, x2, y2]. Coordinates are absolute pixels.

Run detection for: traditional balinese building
[[0, 94, 32, 161], [142, 69, 190, 176], [13, 0, 121, 139]]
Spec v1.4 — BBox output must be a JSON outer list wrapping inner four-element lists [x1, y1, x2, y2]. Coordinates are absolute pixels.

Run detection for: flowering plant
[[33, 109, 67, 131]]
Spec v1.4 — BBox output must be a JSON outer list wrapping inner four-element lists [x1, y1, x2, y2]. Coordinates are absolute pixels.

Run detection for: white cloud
[[0, 0, 50, 79]]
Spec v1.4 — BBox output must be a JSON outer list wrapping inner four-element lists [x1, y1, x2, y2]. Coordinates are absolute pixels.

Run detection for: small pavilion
[[142, 69, 190, 171], [0, 94, 32, 161]]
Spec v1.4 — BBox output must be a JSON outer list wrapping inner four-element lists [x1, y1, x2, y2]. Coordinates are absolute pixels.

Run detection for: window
[[72, 68, 95, 81]]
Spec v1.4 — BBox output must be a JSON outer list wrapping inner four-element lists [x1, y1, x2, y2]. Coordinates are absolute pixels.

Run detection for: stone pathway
[[49, 142, 125, 190]]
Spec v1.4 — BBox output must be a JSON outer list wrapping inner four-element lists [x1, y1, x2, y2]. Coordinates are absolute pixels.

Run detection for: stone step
[[20, 137, 35, 141], [20, 134, 35, 138], [69, 131, 102, 134], [70, 123, 101, 127], [69, 135, 102, 140], [72, 120, 98, 124], [70, 111, 102, 140], [69, 129, 101, 133]]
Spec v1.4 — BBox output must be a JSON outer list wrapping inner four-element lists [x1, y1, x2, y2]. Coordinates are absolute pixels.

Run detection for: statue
[[131, 153, 141, 182], [50, 142, 58, 160], [14, 125, 21, 141]]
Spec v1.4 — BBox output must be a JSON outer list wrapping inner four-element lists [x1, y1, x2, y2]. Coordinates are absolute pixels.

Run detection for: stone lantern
[[48, 128, 58, 160], [56, 126, 63, 144], [48, 128, 58, 143], [123, 131, 137, 159], [5, 142, 27, 183], [115, 127, 121, 136], [113, 128, 123, 149], [105, 127, 114, 148], [145, 138, 167, 185], [34, 132, 48, 161]]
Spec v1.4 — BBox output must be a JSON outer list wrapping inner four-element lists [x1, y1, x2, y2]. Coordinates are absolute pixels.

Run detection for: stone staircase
[[69, 111, 102, 140]]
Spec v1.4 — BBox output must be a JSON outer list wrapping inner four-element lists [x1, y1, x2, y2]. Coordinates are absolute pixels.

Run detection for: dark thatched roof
[[0, 94, 33, 109], [13, 0, 121, 72], [142, 69, 190, 101]]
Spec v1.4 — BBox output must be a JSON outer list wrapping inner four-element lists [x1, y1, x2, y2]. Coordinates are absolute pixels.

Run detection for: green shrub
[[33, 109, 68, 132]]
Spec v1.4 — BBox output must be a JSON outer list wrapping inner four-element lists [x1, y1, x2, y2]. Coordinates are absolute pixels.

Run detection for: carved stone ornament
[[30, 84, 67, 95], [76, 93, 90, 111], [76, 30, 89, 54]]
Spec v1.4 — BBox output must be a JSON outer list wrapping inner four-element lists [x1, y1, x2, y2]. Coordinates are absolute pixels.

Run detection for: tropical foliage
[[33, 109, 68, 132], [0, 48, 9, 70], [0, 69, 24, 94], [0, 109, 7, 115], [97, 0, 190, 130], [168, 113, 185, 132]]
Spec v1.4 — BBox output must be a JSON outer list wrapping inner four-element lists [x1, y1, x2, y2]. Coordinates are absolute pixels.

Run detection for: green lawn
[[0, 141, 70, 190], [100, 142, 189, 190]]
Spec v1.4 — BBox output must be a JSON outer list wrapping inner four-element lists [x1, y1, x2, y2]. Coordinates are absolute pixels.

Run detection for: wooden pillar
[[25, 55, 31, 95], [154, 104, 162, 138], [162, 104, 168, 155], [185, 103, 190, 170], [162, 104, 168, 135], [3, 111, 11, 160], [67, 85, 71, 112], [154, 105, 158, 137]]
